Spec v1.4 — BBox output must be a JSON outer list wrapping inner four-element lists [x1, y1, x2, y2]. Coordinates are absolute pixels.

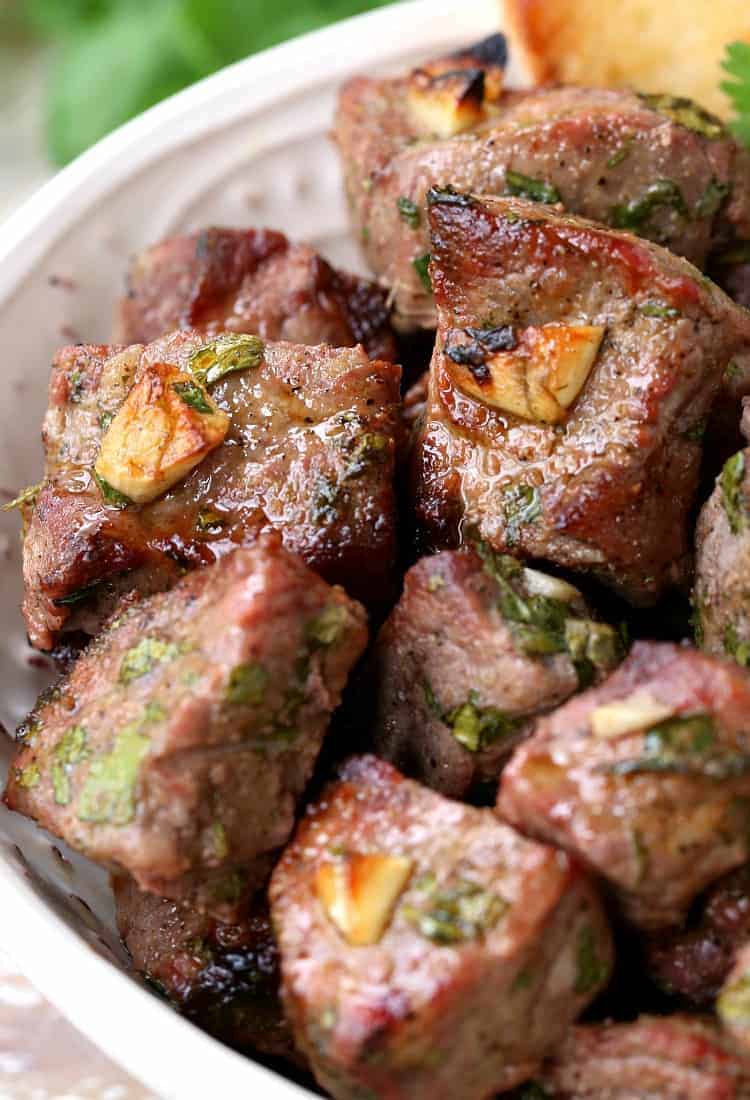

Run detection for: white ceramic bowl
[[0, 2, 525, 1095]]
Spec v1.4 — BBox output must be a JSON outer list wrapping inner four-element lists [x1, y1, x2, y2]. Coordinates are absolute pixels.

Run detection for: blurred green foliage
[[10, 0, 394, 164], [722, 41, 750, 150]]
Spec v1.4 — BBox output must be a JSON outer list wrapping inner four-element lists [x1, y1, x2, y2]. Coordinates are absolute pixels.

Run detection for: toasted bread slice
[[502, 0, 750, 117]]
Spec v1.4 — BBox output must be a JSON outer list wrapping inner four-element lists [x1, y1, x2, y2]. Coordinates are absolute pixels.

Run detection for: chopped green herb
[[404, 878, 508, 944], [189, 334, 265, 387], [211, 821, 229, 861], [611, 179, 688, 233], [172, 379, 214, 414], [16, 763, 40, 790], [226, 661, 268, 706], [725, 623, 750, 667], [564, 619, 623, 675], [93, 470, 132, 509], [307, 604, 348, 648], [2, 482, 42, 514], [423, 679, 443, 718], [574, 924, 609, 994], [639, 301, 682, 319], [397, 196, 420, 229], [361, 225, 370, 245], [640, 93, 726, 139], [119, 637, 180, 684], [502, 483, 542, 546], [343, 432, 389, 479], [606, 713, 750, 778], [606, 143, 632, 169], [77, 720, 151, 825], [726, 361, 743, 382], [695, 178, 731, 219], [99, 411, 114, 432], [447, 693, 519, 753], [721, 451, 746, 534], [505, 170, 561, 204], [413, 253, 432, 293], [51, 725, 89, 806]]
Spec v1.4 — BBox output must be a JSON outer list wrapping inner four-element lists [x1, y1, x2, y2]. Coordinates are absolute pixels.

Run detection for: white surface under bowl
[[0, 2, 521, 1095]]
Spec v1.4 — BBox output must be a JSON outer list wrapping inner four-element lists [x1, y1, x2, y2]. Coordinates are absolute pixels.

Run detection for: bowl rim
[[0, 0, 502, 1095]]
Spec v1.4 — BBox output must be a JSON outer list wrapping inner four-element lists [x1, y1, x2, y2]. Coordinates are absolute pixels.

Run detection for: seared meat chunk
[[719, 941, 750, 1055], [644, 865, 750, 1007], [695, 405, 750, 665], [270, 754, 612, 1100], [335, 39, 750, 328], [411, 191, 750, 605], [498, 642, 750, 929], [21, 329, 400, 650], [115, 226, 396, 362], [6, 539, 368, 916], [372, 546, 621, 798], [533, 1015, 750, 1099], [114, 874, 302, 1066]]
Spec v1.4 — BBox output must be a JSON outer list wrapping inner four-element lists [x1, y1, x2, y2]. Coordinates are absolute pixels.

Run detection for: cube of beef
[[498, 642, 750, 929], [114, 874, 303, 1067], [644, 865, 750, 1008], [115, 226, 396, 362], [532, 1015, 750, 1099], [270, 754, 612, 1100], [372, 546, 621, 798], [6, 539, 368, 917], [334, 35, 750, 329], [20, 329, 400, 650], [695, 404, 750, 664], [411, 191, 750, 605]]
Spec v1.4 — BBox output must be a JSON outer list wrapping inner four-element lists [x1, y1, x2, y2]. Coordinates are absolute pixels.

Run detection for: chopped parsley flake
[[505, 170, 561, 204], [721, 451, 746, 534], [397, 196, 420, 228], [413, 253, 432, 292], [189, 334, 265, 387], [226, 661, 268, 706]]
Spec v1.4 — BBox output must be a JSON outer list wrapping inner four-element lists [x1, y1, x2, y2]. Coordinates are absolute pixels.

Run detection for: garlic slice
[[522, 567, 582, 604], [590, 694, 675, 739], [95, 361, 229, 505], [315, 852, 414, 946], [448, 324, 605, 424], [408, 63, 488, 138]]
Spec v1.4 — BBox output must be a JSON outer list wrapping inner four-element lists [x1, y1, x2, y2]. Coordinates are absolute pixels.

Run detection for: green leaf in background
[[722, 40, 750, 150], [15, 0, 394, 164]]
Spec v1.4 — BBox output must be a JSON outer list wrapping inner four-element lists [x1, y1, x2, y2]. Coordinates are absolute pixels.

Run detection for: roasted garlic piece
[[447, 324, 605, 424], [315, 852, 414, 946], [590, 694, 676, 739], [407, 45, 504, 139], [95, 362, 229, 505]]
